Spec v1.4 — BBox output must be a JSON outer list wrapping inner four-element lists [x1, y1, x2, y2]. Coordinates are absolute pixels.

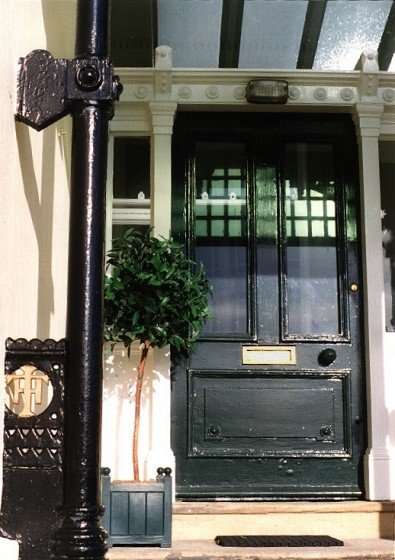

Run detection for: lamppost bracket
[[16, 49, 122, 131]]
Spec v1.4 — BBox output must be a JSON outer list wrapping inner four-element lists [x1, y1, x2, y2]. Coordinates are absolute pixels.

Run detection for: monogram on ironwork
[[6, 365, 54, 418]]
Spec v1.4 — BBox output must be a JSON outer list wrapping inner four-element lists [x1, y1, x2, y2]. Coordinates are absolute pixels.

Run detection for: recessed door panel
[[189, 370, 350, 458], [172, 113, 365, 499]]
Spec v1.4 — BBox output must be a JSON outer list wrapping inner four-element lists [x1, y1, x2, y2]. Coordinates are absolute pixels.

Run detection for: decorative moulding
[[155, 46, 172, 71], [134, 86, 149, 100], [382, 89, 395, 104], [5, 338, 66, 354], [178, 86, 192, 100], [288, 86, 301, 101], [313, 87, 328, 101], [205, 86, 219, 99], [113, 58, 395, 135], [359, 49, 379, 99], [154, 46, 173, 99], [233, 86, 245, 100], [110, 103, 151, 133], [353, 102, 384, 139], [149, 102, 177, 135], [340, 88, 355, 102]]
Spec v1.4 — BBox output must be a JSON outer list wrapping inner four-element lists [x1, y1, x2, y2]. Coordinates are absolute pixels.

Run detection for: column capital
[[149, 102, 177, 135], [353, 102, 384, 138]]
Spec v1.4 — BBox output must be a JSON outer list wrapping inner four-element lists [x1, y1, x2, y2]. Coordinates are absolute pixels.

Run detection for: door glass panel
[[256, 165, 279, 340], [194, 142, 249, 336], [283, 143, 340, 338]]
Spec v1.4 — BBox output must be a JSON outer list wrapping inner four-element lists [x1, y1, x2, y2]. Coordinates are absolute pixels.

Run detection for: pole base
[[51, 506, 108, 560]]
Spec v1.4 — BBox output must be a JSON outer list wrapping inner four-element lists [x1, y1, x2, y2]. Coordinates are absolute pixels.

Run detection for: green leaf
[[104, 227, 211, 353]]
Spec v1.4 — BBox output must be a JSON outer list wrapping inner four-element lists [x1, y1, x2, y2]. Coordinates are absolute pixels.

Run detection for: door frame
[[171, 111, 366, 499]]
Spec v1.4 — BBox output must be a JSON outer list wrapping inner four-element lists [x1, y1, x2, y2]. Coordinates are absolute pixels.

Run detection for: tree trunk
[[133, 340, 150, 481]]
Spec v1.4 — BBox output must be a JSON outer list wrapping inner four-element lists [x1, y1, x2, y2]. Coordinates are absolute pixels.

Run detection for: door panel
[[172, 113, 365, 500], [189, 370, 350, 457]]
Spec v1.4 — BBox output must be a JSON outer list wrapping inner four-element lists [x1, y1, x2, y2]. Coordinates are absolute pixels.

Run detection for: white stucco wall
[[102, 343, 173, 481], [0, 1, 76, 555]]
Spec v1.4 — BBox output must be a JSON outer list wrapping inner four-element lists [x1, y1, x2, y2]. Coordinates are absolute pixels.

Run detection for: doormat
[[215, 535, 344, 547]]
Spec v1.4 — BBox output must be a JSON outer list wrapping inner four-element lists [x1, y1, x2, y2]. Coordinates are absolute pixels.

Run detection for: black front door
[[171, 113, 365, 500]]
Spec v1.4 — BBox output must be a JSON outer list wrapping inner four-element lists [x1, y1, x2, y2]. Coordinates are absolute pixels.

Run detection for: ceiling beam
[[219, 0, 245, 68], [152, 0, 159, 52], [378, 2, 395, 70], [297, 0, 327, 69]]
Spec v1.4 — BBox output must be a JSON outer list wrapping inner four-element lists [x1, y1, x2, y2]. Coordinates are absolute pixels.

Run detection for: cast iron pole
[[52, 1, 113, 558]]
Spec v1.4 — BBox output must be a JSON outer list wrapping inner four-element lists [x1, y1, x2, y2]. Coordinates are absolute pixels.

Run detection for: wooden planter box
[[101, 467, 172, 548]]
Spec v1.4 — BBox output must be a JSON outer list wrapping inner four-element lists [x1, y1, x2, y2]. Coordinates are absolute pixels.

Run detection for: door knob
[[318, 348, 336, 366], [207, 425, 221, 437]]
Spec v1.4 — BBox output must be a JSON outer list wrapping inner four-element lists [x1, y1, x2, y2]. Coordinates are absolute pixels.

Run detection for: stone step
[[107, 538, 394, 560], [172, 502, 395, 541]]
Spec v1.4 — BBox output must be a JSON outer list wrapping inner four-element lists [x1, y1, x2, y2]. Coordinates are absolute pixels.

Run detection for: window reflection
[[284, 143, 340, 337], [285, 180, 336, 240], [194, 142, 249, 336]]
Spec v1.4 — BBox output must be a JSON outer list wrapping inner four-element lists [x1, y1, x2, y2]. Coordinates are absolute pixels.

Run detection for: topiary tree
[[104, 228, 210, 481]]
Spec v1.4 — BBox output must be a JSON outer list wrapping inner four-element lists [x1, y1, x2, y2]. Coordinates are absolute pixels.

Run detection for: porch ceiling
[[111, 0, 395, 72]]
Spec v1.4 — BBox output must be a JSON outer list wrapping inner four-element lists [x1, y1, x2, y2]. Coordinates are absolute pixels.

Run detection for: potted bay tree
[[102, 227, 210, 546]]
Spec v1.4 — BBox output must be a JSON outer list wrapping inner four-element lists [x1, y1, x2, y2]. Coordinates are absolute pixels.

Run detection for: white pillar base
[[364, 447, 395, 500], [0, 538, 19, 560]]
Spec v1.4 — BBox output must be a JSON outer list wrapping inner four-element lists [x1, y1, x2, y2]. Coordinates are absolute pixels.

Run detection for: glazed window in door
[[195, 142, 251, 337], [281, 143, 345, 339], [172, 114, 364, 500]]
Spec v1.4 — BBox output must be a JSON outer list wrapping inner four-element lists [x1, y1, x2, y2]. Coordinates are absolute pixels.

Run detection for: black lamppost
[[15, 1, 121, 558]]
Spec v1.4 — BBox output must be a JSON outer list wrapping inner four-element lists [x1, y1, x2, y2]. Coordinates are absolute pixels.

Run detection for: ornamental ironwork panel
[[4, 338, 65, 469], [1, 338, 66, 560]]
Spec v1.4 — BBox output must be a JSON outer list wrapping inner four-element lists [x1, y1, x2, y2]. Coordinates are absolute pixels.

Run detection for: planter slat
[[101, 467, 172, 548]]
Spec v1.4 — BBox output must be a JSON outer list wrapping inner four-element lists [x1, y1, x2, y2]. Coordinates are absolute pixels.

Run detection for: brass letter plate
[[242, 346, 296, 365]]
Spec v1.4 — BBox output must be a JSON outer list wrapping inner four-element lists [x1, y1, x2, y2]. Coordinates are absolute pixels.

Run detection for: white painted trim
[[354, 102, 395, 500], [149, 102, 177, 237], [0, 538, 19, 560], [105, 135, 114, 256], [112, 207, 150, 225]]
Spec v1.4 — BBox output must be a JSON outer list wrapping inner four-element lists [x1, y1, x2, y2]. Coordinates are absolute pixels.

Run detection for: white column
[[354, 103, 395, 500], [150, 102, 177, 237], [143, 102, 178, 481]]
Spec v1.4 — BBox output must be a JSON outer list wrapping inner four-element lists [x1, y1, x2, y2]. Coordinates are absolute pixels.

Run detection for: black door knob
[[207, 425, 221, 437], [318, 348, 336, 366]]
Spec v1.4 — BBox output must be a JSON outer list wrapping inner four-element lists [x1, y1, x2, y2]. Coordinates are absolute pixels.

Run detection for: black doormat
[[215, 535, 344, 547]]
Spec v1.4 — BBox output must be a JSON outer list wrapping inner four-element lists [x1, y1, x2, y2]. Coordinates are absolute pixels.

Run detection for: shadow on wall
[[15, 2, 75, 339], [16, 125, 55, 339], [102, 343, 160, 480]]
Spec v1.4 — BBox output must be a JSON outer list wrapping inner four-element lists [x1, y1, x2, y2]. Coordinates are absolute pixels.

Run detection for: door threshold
[[173, 500, 394, 514]]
